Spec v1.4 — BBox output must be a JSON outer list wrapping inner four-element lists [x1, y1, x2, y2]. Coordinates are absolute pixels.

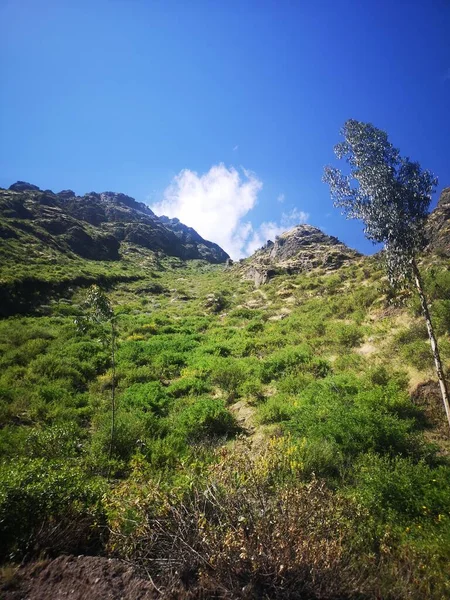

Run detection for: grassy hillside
[[1, 250, 450, 599]]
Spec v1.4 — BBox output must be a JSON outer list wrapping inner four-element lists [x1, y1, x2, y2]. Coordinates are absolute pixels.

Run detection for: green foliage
[[211, 359, 246, 399], [1, 236, 449, 595], [167, 376, 211, 398], [0, 459, 106, 560], [260, 345, 312, 382], [430, 299, 450, 336], [121, 381, 172, 416], [258, 394, 296, 424], [352, 453, 450, 521], [174, 398, 238, 442], [332, 322, 364, 348], [90, 410, 152, 464], [239, 376, 266, 402], [364, 365, 409, 390], [423, 268, 450, 302], [401, 340, 434, 370], [274, 374, 425, 463], [394, 322, 428, 345], [277, 373, 315, 395], [323, 118, 436, 281], [24, 423, 83, 459]]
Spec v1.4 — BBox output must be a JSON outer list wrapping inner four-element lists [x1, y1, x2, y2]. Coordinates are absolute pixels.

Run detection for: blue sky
[[1, 0, 449, 258]]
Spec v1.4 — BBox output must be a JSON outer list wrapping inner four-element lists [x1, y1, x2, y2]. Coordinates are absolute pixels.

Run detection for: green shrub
[[121, 381, 171, 416], [365, 365, 408, 389], [24, 423, 82, 459], [175, 398, 238, 442], [352, 453, 450, 521], [0, 459, 106, 560], [333, 323, 364, 348], [0, 426, 29, 458], [310, 357, 332, 377], [90, 410, 156, 464], [246, 319, 265, 333], [277, 373, 314, 395], [167, 376, 211, 398], [29, 355, 91, 390], [239, 377, 265, 402], [431, 300, 450, 336], [333, 352, 364, 371], [286, 376, 422, 462], [211, 360, 246, 399], [401, 340, 433, 370], [424, 269, 450, 302], [394, 322, 428, 345], [258, 394, 296, 424], [294, 437, 344, 480], [0, 338, 50, 368], [153, 351, 187, 377], [260, 346, 312, 383], [229, 307, 258, 320], [119, 364, 160, 385]]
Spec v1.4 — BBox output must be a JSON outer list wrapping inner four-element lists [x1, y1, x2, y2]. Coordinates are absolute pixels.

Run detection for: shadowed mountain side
[[0, 183, 229, 264]]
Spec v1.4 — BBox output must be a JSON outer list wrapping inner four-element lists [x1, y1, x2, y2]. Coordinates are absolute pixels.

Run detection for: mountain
[[240, 224, 361, 286], [0, 182, 229, 264], [426, 186, 450, 257]]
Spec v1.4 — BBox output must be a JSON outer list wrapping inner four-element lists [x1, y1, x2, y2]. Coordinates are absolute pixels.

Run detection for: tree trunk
[[412, 258, 450, 432]]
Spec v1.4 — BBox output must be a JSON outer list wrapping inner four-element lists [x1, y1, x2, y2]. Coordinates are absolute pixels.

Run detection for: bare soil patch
[[0, 555, 159, 600]]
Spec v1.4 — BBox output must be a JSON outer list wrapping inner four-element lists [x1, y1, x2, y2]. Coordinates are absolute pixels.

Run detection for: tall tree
[[323, 119, 450, 431], [75, 285, 117, 470]]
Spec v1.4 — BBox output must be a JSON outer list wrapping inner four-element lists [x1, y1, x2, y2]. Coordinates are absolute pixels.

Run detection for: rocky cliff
[[241, 224, 361, 286], [426, 186, 450, 257], [0, 182, 229, 263]]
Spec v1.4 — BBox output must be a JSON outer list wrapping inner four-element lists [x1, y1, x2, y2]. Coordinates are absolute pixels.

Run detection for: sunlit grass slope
[[1, 250, 449, 598]]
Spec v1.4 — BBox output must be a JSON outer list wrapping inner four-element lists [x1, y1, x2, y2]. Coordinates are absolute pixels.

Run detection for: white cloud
[[245, 208, 309, 256], [151, 164, 308, 259], [151, 164, 262, 259], [277, 193, 285, 203]]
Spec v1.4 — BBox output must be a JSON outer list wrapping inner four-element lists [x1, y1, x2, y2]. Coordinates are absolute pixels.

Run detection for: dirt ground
[[0, 555, 162, 600]]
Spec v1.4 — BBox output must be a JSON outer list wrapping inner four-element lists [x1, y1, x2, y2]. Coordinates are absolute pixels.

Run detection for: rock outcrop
[[426, 187, 450, 256], [0, 183, 229, 263], [241, 224, 360, 286], [8, 181, 40, 192]]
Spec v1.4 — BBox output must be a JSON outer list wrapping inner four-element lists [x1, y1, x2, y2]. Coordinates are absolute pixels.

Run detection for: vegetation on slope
[[0, 249, 449, 598]]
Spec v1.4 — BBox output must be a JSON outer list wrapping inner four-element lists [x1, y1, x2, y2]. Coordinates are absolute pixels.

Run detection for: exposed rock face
[[8, 181, 40, 192], [159, 216, 228, 262], [242, 224, 360, 286], [63, 227, 120, 260], [0, 183, 229, 263], [57, 189, 76, 199], [426, 187, 450, 256]]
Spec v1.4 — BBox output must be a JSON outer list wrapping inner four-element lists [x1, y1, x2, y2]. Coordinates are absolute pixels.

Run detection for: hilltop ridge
[[241, 224, 361, 286], [0, 182, 229, 264]]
